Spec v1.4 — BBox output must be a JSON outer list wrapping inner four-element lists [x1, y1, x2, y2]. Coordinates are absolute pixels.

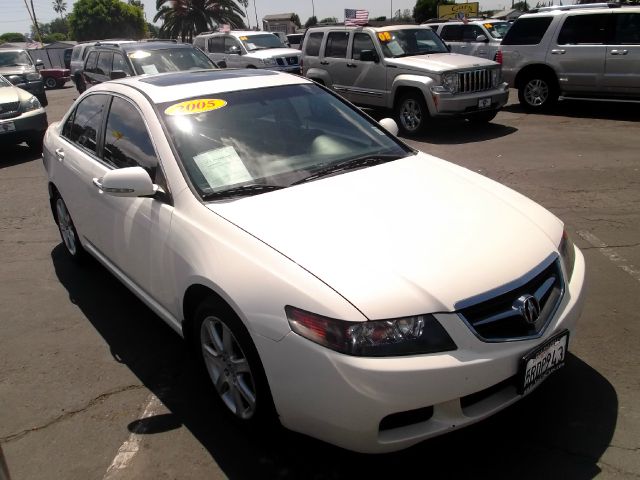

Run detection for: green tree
[[69, 0, 147, 40], [304, 16, 317, 28], [32, 18, 69, 38], [129, 0, 144, 7], [52, 0, 67, 19], [291, 13, 301, 28], [43, 32, 67, 42], [154, 0, 245, 42], [147, 22, 160, 37], [413, 0, 453, 23], [513, 1, 530, 10], [0, 32, 26, 42], [318, 17, 338, 24]]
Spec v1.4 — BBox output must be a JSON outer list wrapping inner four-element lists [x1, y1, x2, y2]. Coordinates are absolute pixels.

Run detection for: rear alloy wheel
[[53, 193, 86, 262], [518, 75, 558, 111], [44, 76, 57, 89], [395, 92, 428, 135]]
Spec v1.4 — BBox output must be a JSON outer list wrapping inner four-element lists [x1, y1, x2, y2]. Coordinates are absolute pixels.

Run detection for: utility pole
[[22, 0, 43, 44], [254, 0, 259, 31], [391, 0, 393, 19]]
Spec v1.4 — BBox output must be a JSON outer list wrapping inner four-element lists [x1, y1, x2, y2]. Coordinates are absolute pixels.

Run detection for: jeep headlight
[[25, 72, 41, 81], [22, 95, 41, 112], [441, 72, 459, 93], [262, 57, 277, 66], [491, 68, 501, 87]]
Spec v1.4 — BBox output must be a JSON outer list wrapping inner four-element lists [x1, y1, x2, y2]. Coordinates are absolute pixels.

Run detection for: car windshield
[[0, 51, 33, 67], [240, 34, 284, 51], [128, 47, 214, 75], [379, 28, 448, 57], [484, 22, 511, 39], [160, 84, 410, 199]]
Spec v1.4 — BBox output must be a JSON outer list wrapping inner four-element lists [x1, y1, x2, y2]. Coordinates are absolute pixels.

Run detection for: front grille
[[275, 56, 299, 66], [276, 57, 285, 66], [458, 259, 564, 341], [0, 101, 20, 120], [458, 69, 492, 93], [286, 56, 299, 65]]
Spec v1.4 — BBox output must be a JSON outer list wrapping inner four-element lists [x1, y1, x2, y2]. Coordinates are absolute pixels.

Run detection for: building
[[491, 8, 525, 20], [262, 13, 299, 34]]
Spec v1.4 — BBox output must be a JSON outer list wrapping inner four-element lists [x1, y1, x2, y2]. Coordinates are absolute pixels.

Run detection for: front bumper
[[256, 246, 586, 453], [0, 107, 48, 144], [428, 82, 510, 117]]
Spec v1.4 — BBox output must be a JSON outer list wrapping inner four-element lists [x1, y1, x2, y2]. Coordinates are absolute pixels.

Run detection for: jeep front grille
[[457, 259, 564, 342], [458, 69, 492, 93]]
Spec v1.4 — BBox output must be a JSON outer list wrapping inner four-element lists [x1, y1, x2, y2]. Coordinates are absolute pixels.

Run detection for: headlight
[[558, 229, 575, 281], [286, 306, 456, 357], [491, 68, 501, 87], [262, 57, 277, 66], [22, 95, 41, 112], [26, 72, 41, 81], [441, 73, 459, 93]]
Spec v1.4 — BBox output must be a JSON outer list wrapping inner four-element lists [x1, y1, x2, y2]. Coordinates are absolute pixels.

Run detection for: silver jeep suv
[[301, 25, 509, 135], [500, 4, 640, 110]]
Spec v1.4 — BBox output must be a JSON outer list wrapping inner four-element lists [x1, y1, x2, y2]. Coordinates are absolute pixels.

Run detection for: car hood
[[0, 85, 22, 103], [0, 65, 35, 75], [208, 153, 562, 319], [246, 48, 301, 59], [386, 53, 497, 73]]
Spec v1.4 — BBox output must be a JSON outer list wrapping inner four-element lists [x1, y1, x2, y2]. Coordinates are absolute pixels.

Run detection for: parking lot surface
[[1, 85, 639, 479]]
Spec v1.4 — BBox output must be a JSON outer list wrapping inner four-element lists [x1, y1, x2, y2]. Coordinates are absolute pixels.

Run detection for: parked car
[[0, 49, 47, 107], [426, 19, 511, 61], [500, 4, 640, 110], [301, 25, 509, 134], [69, 40, 136, 92], [40, 68, 71, 89], [194, 30, 302, 72], [0, 74, 48, 151], [64, 48, 72, 69], [79, 41, 217, 92], [286, 33, 305, 49], [42, 68, 585, 454]]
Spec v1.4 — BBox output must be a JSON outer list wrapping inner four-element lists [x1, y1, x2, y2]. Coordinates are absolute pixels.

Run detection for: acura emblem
[[513, 294, 541, 325]]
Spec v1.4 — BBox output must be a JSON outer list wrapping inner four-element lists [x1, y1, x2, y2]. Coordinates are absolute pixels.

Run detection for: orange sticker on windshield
[[164, 98, 227, 116], [239, 36, 248, 41], [483, 23, 494, 28], [377, 32, 392, 42]]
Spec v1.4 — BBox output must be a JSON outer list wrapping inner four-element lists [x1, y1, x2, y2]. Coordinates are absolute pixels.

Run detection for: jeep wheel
[[395, 92, 428, 136], [518, 74, 558, 111]]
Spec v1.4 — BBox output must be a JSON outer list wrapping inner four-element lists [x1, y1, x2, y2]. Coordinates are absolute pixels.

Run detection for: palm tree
[[154, 0, 246, 42], [52, 0, 67, 20]]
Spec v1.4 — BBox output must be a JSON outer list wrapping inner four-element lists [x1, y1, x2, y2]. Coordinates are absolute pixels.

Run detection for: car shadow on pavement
[[0, 145, 41, 169], [51, 245, 618, 480], [503, 100, 640, 122], [408, 121, 518, 145]]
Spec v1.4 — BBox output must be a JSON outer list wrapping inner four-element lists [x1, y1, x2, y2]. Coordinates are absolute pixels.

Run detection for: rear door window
[[557, 14, 609, 45], [501, 17, 553, 45], [304, 32, 324, 56], [611, 12, 640, 45], [208, 37, 224, 53], [325, 32, 349, 58]]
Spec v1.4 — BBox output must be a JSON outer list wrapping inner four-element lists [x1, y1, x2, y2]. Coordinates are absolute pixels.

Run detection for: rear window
[[502, 17, 553, 45], [304, 32, 324, 56]]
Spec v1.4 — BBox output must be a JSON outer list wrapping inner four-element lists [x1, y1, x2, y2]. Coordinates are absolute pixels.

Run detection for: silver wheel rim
[[524, 79, 549, 107], [200, 316, 257, 420], [45, 77, 56, 88], [56, 198, 77, 255], [399, 98, 423, 132]]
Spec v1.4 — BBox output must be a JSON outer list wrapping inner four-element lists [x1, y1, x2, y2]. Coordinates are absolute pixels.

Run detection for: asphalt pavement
[[0, 85, 638, 479]]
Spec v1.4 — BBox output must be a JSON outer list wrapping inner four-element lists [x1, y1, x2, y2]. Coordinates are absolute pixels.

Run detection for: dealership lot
[[1, 85, 639, 478]]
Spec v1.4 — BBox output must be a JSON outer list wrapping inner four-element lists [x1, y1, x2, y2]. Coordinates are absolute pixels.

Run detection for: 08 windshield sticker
[[164, 98, 227, 116]]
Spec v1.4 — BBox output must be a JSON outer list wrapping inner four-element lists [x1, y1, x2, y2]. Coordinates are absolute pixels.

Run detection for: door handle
[[346, 63, 357, 68], [551, 49, 566, 55], [55, 148, 64, 161], [610, 49, 629, 55], [92, 177, 104, 191], [320, 60, 329, 65]]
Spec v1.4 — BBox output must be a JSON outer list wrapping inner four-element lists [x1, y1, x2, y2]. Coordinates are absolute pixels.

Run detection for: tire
[[518, 73, 558, 111], [37, 93, 48, 107], [52, 192, 86, 262], [468, 109, 499, 123], [44, 76, 57, 89], [75, 75, 86, 94], [26, 131, 45, 153], [193, 298, 276, 426], [395, 92, 429, 136]]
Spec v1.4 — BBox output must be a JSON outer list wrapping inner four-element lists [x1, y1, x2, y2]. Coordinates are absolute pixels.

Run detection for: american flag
[[344, 9, 369, 26]]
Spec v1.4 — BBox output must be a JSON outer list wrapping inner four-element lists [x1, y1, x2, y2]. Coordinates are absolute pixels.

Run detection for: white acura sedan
[[42, 69, 585, 454]]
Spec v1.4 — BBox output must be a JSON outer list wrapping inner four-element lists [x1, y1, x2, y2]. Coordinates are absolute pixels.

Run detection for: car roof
[[91, 41, 194, 52], [103, 68, 312, 104], [308, 24, 431, 33], [519, 6, 639, 18]]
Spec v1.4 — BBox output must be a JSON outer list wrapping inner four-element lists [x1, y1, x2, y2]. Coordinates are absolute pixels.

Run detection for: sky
[[3, 0, 523, 37]]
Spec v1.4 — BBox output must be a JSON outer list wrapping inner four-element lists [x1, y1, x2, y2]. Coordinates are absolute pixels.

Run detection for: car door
[[439, 25, 464, 54], [603, 11, 640, 95], [82, 50, 99, 86], [206, 36, 225, 66], [342, 32, 386, 107], [95, 52, 114, 84], [96, 95, 174, 304], [461, 25, 490, 59], [223, 36, 245, 68], [321, 31, 352, 93], [549, 13, 609, 93]]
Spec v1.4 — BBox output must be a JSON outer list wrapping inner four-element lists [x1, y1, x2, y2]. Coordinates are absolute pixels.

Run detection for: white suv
[[500, 4, 640, 110], [194, 30, 302, 72], [427, 19, 511, 61]]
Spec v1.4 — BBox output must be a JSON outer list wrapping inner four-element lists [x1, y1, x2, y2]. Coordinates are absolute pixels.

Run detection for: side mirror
[[379, 118, 399, 136], [476, 34, 488, 43], [93, 167, 158, 197], [216, 60, 227, 69], [35, 59, 44, 70], [359, 49, 379, 63], [110, 70, 127, 80], [227, 45, 240, 55]]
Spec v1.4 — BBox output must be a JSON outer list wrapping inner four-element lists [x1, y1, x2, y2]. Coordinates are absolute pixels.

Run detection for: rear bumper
[[429, 82, 509, 117]]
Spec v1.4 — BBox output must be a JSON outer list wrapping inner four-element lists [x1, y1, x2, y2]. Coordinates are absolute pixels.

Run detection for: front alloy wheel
[[397, 95, 427, 135], [200, 316, 257, 420]]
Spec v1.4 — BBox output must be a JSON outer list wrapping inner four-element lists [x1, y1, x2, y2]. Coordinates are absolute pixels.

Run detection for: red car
[[40, 68, 71, 89]]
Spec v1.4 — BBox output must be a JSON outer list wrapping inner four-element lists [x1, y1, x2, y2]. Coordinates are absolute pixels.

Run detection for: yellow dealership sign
[[437, 2, 479, 20]]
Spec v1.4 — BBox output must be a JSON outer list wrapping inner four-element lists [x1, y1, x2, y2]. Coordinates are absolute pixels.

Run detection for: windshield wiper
[[291, 154, 405, 186], [202, 183, 285, 200]]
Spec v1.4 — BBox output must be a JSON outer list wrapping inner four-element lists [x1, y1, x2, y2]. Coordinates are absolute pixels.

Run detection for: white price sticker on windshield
[[141, 64, 159, 75], [193, 146, 252, 190]]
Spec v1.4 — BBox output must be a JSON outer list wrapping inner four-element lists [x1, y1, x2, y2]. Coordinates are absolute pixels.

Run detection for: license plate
[[518, 330, 569, 395], [478, 98, 491, 109], [0, 121, 16, 134]]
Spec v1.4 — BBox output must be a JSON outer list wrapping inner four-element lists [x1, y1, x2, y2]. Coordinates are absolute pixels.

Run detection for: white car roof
[[519, 6, 639, 18], [103, 69, 312, 104]]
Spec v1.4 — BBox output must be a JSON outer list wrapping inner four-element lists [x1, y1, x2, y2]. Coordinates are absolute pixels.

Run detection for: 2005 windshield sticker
[[164, 98, 227, 116]]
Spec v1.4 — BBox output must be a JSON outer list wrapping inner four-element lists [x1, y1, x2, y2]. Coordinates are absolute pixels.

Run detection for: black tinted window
[[352, 33, 376, 60], [208, 37, 224, 53], [112, 53, 130, 74], [96, 52, 113, 75], [612, 13, 640, 45], [305, 32, 324, 56], [557, 14, 609, 45], [502, 17, 553, 45], [103, 97, 157, 174], [441, 25, 462, 41], [67, 94, 107, 154], [224, 37, 241, 53], [325, 32, 349, 58], [462, 25, 485, 42], [85, 51, 98, 72]]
